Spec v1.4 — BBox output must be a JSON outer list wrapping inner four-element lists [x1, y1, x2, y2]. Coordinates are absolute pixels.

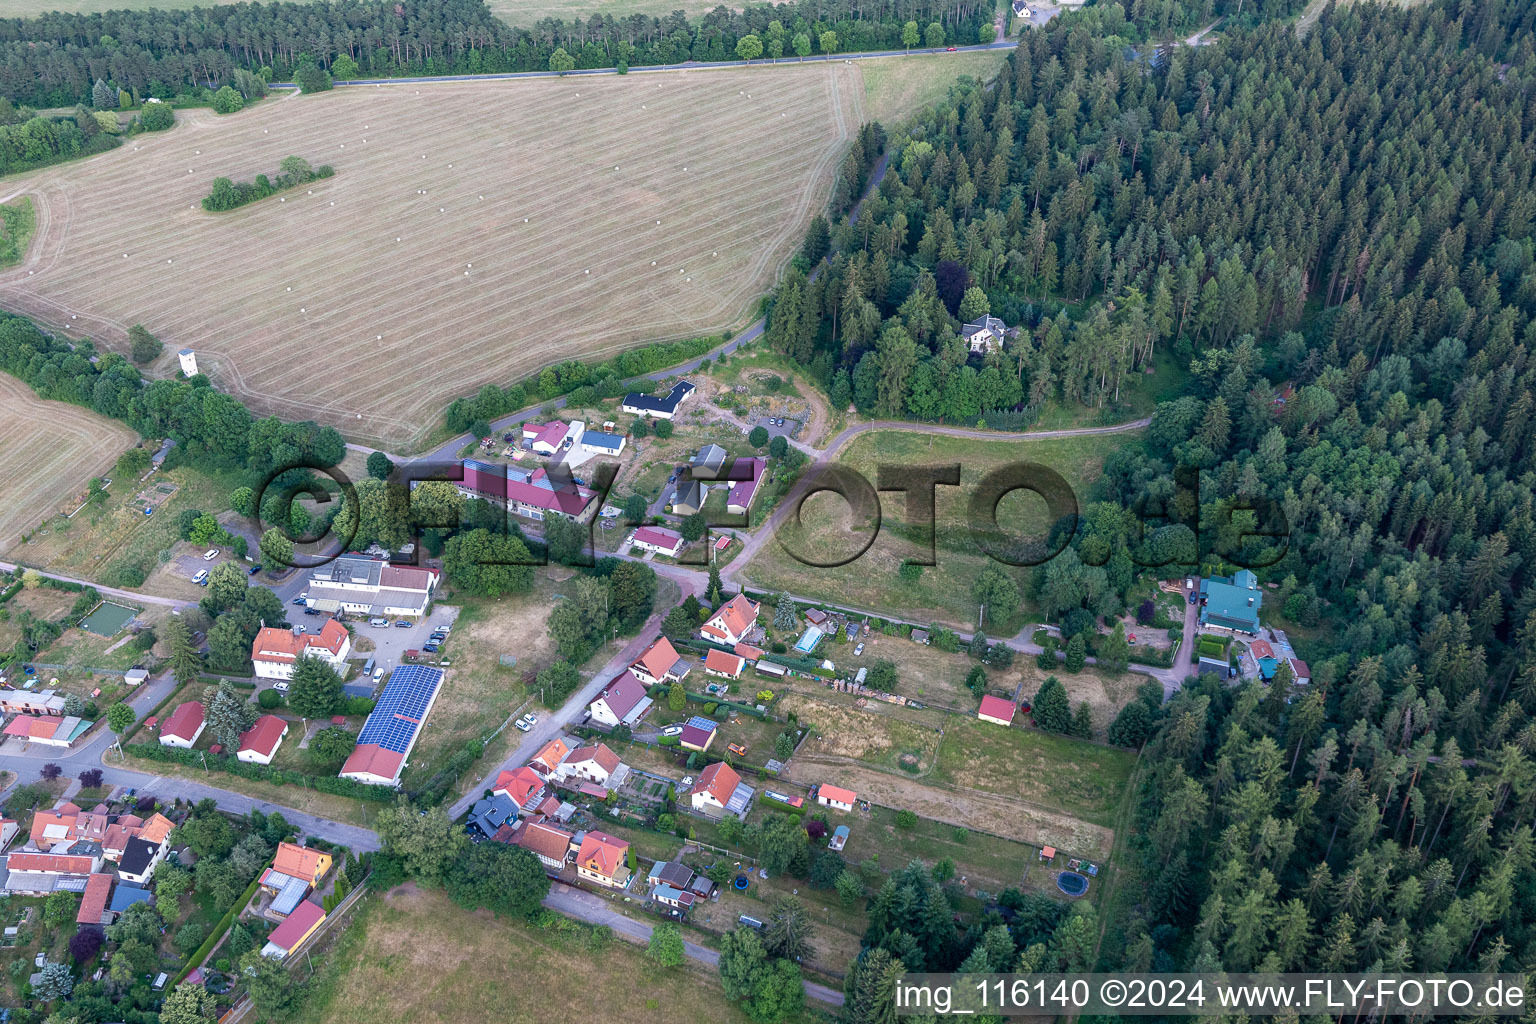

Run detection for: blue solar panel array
[[355, 664, 443, 754], [685, 715, 716, 731]]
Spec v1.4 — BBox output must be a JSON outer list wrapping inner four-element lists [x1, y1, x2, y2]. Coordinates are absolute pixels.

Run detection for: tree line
[[202, 154, 333, 212], [0, 0, 992, 109]]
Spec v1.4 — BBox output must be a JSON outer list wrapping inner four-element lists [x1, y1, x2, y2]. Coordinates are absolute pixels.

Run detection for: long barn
[[340, 664, 445, 787]]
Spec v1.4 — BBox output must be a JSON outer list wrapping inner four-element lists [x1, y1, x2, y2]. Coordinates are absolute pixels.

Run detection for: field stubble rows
[[0, 66, 862, 450], [0, 371, 137, 553]]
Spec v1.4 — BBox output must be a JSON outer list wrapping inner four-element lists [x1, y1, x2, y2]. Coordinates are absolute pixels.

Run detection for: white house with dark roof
[[622, 380, 695, 420], [580, 431, 626, 457], [587, 670, 654, 728], [961, 315, 1008, 354]]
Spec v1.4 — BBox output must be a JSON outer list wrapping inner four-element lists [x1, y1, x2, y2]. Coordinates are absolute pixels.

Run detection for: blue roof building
[[1199, 570, 1262, 634]]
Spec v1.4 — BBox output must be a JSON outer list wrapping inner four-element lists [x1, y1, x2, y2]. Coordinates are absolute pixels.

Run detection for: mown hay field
[[0, 371, 138, 554], [0, 66, 863, 450]]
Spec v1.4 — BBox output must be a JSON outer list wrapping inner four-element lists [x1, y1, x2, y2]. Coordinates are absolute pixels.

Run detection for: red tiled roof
[[161, 701, 205, 741], [493, 766, 546, 807], [531, 738, 570, 774], [692, 761, 740, 805], [566, 743, 621, 775], [703, 594, 759, 640], [1249, 639, 1275, 660], [734, 642, 764, 661], [6, 851, 96, 874], [267, 900, 326, 951], [238, 715, 288, 757], [634, 636, 682, 680], [341, 744, 404, 782], [139, 813, 175, 845], [77, 872, 112, 924], [252, 620, 348, 665], [633, 526, 683, 552], [516, 821, 573, 862], [575, 831, 628, 878], [3, 715, 69, 740], [819, 784, 857, 805], [704, 649, 744, 676], [272, 842, 330, 883], [978, 695, 1016, 724]]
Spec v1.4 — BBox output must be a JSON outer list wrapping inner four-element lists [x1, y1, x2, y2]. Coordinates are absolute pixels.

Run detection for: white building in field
[[178, 349, 198, 376]]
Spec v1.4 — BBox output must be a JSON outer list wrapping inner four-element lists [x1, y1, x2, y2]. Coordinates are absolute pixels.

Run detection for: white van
[[191, 569, 209, 585], [368, 617, 388, 627], [203, 548, 220, 560]]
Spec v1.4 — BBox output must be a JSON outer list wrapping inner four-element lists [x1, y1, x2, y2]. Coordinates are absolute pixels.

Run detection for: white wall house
[[251, 620, 352, 681]]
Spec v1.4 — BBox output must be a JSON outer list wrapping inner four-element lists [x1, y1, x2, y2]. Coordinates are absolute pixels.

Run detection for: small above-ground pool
[[734, 875, 750, 891], [1057, 871, 1089, 897]]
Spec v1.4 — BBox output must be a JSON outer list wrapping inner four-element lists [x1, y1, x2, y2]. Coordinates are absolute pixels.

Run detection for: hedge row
[[174, 876, 262, 985], [644, 683, 771, 720], [126, 742, 394, 802]]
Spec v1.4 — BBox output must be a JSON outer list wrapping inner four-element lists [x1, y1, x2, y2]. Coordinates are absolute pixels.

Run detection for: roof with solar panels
[[340, 664, 445, 786]]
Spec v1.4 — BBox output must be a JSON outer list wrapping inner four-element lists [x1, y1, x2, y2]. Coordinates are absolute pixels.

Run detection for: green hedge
[[126, 742, 394, 802], [644, 684, 770, 720], [174, 876, 261, 984], [0, 580, 22, 605]]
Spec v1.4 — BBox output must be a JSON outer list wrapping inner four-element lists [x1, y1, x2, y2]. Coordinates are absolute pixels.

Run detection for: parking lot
[[343, 606, 461, 682], [749, 415, 801, 439]]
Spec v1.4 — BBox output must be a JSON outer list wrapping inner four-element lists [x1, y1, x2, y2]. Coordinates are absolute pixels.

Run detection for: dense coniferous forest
[[0, 0, 991, 107], [744, 0, 1536, 998]]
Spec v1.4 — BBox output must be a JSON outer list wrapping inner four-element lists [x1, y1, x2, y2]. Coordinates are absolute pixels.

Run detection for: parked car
[[394, 620, 411, 628], [854, 642, 865, 656], [422, 643, 439, 653], [248, 564, 263, 576], [274, 681, 289, 693], [191, 569, 209, 585], [291, 597, 307, 606], [294, 625, 306, 634], [203, 548, 220, 560], [524, 712, 538, 726], [368, 617, 388, 626], [304, 608, 321, 616], [515, 716, 532, 732], [428, 632, 447, 642], [372, 667, 385, 682]]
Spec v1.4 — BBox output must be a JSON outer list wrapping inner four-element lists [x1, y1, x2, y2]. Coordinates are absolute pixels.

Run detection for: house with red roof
[[251, 619, 351, 681], [630, 526, 684, 558], [817, 784, 857, 812], [159, 701, 206, 748], [977, 695, 1017, 727], [556, 744, 625, 789], [690, 761, 753, 817], [629, 636, 689, 686], [734, 642, 764, 663], [700, 594, 760, 646], [522, 419, 584, 455], [704, 649, 745, 680], [237, 715, 290, 765], [587, 670, 654, 728], [493, 766, 548, 811], [2, 714, 89, 748], [76, 872, 113, 926], [515, 821, 575, 873], [574, 831, 630, 888], [261, 900, 326, 959], [454, 460, 598, 524], [529, 737, 571, 777], [4, 843, 103, 894]]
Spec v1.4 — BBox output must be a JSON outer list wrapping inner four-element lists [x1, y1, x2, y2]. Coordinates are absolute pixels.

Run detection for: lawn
[[305, 885, 797, 1024], [743, 427, 1143, 631], [932, 717, 1136, 828], [779, 692, 943, 774], [834, 803, 1040, 895], [859, 49, 1011, 126], [1, 68, 865, 451], [11, 460, 244, 586], [0, 370, 139, 555]]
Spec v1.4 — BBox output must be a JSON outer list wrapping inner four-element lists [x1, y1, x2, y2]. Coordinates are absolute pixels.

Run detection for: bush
[[749, 425, 769, 447], [212, 85, 244, 113], [128, 324, 162, 363], [895, 809, 917, 829], [136, 101, 174, 131], [257, 688, 282, 709], [294, 62, 333, 93], [654, 420, 673, 439]]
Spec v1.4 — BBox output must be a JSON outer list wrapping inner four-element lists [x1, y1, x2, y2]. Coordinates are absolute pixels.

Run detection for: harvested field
[[0, 67, 863, 451], [0, 371, 137, 554]]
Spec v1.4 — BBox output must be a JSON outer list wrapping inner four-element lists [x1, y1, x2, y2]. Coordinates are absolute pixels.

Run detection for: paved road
[[0, 665, 382, 850], [545, 882, 844, 1005], [0, 560, 196, 610]]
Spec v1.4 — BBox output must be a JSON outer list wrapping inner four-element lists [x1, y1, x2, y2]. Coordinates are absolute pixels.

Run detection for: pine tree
[[1031, 676, 1071, 733], [163, 617, 201, 685], [1063, 634, 1086, 672]]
